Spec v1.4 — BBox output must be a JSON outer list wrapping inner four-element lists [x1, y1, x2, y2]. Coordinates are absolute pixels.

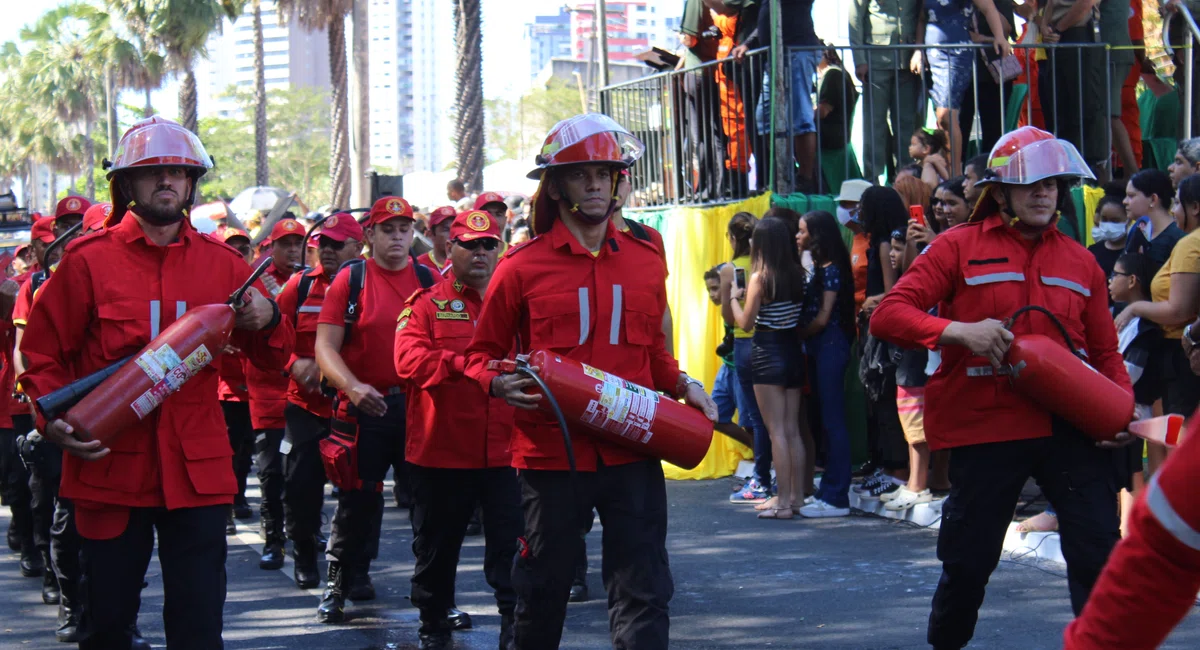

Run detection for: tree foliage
[[485, 79, 586, 164], [196, 85, 332, 206]]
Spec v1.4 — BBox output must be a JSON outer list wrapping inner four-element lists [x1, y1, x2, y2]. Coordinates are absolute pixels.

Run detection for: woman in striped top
[[721, 216, 808, 520]]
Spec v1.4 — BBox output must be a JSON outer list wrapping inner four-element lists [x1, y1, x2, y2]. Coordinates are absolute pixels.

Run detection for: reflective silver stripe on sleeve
[[176, 301, 187, 319], [1146, 475, 1200, 551], [1041, 276, 1091, 297], [578, 287, 590, 346], [964, 272, 1026, 286], [610, 284, 623, 346], [299, 305, 322, 313], [149, 300, 161, 339]]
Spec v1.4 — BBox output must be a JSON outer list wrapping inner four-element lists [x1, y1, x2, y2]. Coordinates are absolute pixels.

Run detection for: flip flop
[[1016, 511, 1058, 533], [757, 507, 794, 520]]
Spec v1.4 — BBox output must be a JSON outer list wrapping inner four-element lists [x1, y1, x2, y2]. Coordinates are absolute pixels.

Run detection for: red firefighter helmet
[[977, 126, 1094, 188], [105, 116, 214, 223], [526, 113, 644, 180], [528, 114, 643, 235]]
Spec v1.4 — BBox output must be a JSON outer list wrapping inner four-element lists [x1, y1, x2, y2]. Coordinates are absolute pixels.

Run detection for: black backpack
[[338, 255, 434, 345]]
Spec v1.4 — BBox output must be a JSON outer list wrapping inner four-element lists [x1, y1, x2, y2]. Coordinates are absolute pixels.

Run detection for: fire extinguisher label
[[183, 345, 213, 372], [581, 374, 661, 445], [131, 390, 163, 421]]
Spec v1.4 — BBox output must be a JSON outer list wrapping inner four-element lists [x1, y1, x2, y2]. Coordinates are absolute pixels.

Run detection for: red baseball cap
[[428, 206, 457, 228], [450, 210, 502, 242], [367, 196, 414, 226], [30, 217, 56, 244], [221, 227, 251, 243], [473, 192, 506, 211], [314, 212, 364, 242], [82, 203, 112, 232], [55, 195, 91, 221], [264, 218, 304, 244]]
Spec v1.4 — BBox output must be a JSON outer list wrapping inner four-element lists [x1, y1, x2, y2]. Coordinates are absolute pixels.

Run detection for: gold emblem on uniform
[[449, 300, 465, 313], [386, 198, 408, 215], [397, 307, 412, 321], [453, 280, 464, 293], [283, 220, 298, 231], [397, 317, 409, 330], [431, 298, 449, 310], [66, 198, 80, 211], [467, 212, 490, 232]]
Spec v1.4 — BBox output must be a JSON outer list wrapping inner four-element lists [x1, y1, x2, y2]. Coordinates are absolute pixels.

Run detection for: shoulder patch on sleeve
[[404, 287, 428, 306], [62, 229, 108, 253], [501, 236, 542, 259], [200, 233, 247, 259]]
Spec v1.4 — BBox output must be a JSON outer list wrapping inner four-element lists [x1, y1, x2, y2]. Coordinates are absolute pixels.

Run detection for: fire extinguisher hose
[[513, 358, 577, 476], [1004, 305, 1084, 361]]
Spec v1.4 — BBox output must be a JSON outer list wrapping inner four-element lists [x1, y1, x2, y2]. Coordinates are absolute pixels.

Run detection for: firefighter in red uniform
[[19, 115, 293, 649], [465, 114, 716, 649], [869, 126, 1133, 650], [314, 196, 431, 623], [395, 209, 523, 650], [217, 227, 255, 535], [80, 202, 111, 234], [416, 206, 455, 276], [244, 218, 305, 570], [1064, 416, 1200, 649], [274, 213, 363, 589], [12, 196, 88, 589]]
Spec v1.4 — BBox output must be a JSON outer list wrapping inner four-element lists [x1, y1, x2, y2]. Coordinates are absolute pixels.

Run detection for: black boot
[[568, 564, 588, 603], [418, 618, 453, 650], [5, 518, 19, 552], [464, 506, 482, 536], [316, 562, 346, 623], [260, 541, 285, 570], [445, 607, 473, 630], [293, 539, 320, 589], [347, 559, 375, 601], [41, 552, 59, 604], [129, 624, 150, 650], [19, 541, 43, 578], [499, 612, 515, 650], [233, 494, 253, 520], [225, 507, 237, 536], [55, 578, 79, 642]]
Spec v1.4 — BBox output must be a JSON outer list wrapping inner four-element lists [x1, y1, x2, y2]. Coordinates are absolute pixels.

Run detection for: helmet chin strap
[[555, 172, 622, 225]]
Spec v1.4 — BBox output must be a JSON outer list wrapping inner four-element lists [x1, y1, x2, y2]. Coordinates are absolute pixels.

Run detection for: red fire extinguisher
[[36, 257, 275, 445], [490, 350, 714, 470], [1003, 306, 1135, 442]]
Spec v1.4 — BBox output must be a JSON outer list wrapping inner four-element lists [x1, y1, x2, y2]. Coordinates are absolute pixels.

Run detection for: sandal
[[1016, 511, 1058, 533], [757, 507, 794, 520], [753, 496, 779, 512]]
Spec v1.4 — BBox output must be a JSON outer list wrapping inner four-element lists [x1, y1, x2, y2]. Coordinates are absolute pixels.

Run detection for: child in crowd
[[705, 265, 753, 449], [884, 228, 948, 511], [962, 154, 989, 205], [909, 127, 950, 189], [1089, 196, 1130, 289], [1108, 252, 1162, 531]]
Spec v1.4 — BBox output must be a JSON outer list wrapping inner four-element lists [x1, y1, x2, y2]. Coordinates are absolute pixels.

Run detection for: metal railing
[[602, 41, 1120, 207]]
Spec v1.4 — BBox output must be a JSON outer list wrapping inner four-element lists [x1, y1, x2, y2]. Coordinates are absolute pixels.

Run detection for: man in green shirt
[[849, 0, 925, 182]]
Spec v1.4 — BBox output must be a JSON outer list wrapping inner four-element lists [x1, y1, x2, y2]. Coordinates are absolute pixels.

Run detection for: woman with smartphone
[[722, 215, 807, 519], [722, 213, 772, 504]]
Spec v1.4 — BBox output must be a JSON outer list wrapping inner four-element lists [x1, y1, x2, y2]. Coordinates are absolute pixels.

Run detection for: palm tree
[[350, 0, 368, 206], [115, 0, 241, 133], [277, 0, 353, 208], [17, 6, 105, 199], [75, 2, 165, 160], [253, 0, 268, 185], [454, 0, 484, 193]]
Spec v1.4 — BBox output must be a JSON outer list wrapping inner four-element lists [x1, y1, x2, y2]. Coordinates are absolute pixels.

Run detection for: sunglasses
[[456, 238, 499, 251], [317, 236, 346, 251]]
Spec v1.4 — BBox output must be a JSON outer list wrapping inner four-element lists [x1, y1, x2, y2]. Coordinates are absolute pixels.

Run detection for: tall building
[[568, 2, 672, 62], [368, 0, 454, 175], [195, 0, 330, 119], [527, 9, 572, 81]]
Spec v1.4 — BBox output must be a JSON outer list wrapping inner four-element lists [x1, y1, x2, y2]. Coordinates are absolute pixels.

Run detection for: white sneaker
[[798, 499, 851, 518], [884, 488, 933, 511]]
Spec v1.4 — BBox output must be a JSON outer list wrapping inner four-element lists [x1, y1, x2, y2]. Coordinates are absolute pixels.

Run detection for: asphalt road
[[2, 476, 1197, 649]]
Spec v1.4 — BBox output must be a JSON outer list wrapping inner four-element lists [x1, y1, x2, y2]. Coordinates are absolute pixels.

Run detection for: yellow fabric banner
[[656, 193, 771, 480]]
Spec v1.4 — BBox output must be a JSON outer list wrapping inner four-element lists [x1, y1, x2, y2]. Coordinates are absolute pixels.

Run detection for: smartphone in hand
[[909, 205, 927, 227], [734, 267, 746, 292]]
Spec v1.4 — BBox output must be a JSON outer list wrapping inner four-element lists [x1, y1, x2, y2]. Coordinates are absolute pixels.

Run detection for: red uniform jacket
[[395, 276, 514, 469], [276, 267, 333, 418], [464, 218, 683, 471], [9, 271, 36, 422], [216, 353, 249, 402], [869, 213, 1131, 450], [19, 215, 294, 539], [1064, 416, 1200, 649], [242, 263, 294, 430]]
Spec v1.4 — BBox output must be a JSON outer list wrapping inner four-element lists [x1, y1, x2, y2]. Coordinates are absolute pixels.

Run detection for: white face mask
[[837, 206, 858, 226], [1091, 221, 1127, 243]]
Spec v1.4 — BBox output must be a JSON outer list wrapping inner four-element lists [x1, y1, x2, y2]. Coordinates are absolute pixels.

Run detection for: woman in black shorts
[[723, 216, 807, 520]]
